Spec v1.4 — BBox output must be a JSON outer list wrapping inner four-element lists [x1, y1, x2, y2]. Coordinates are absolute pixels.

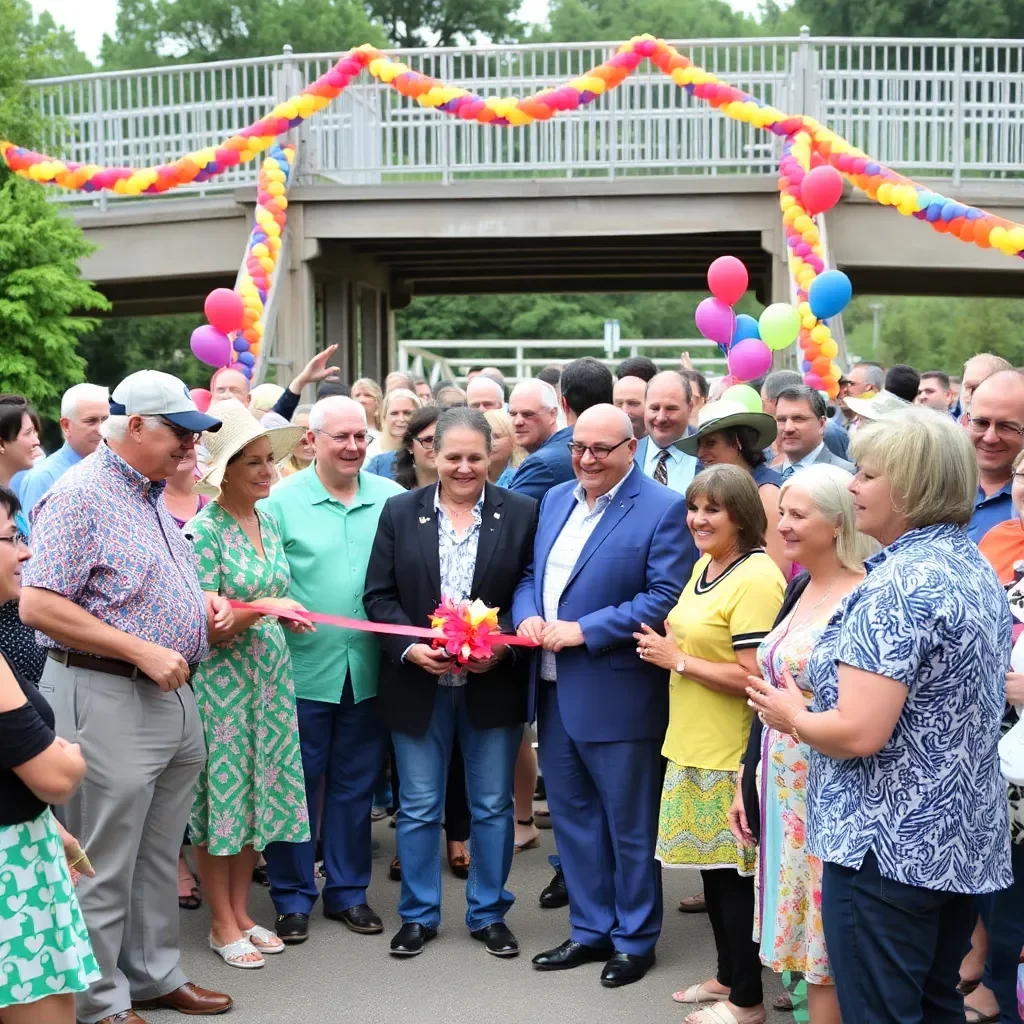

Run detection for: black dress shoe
[[275, 912, 310, 944], [539, 867, 569, 909], [600, 951, 655, 988], [532, 938, 614, 970], [325, 903, 383, 934], [390, 922, 437, 957], [470, 922, 519, 958]]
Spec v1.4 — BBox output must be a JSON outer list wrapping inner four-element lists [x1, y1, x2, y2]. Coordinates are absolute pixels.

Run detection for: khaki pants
[[38, 659, 207, 1023]]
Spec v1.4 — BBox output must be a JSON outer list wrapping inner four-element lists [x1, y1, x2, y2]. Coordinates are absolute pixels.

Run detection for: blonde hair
[[379, 388, 422, 452], [351, 377, 384, 429], [483, 409, 526, 468], [779, 464, 879, 572], [686, 464, 767, 552], [849, 406, 978, 528]]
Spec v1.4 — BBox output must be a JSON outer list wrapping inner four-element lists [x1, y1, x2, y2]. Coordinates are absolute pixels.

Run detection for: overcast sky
[[31, 0, 759, 63]]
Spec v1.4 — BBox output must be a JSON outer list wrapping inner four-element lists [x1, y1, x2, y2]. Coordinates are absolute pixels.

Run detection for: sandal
[[683, 1002, 765, 1024], [964, 1008, 1000, 1023], [673, 982, 723, 1004], [958, 977, 982, 995], [245, 924, 285, 954], [679, 892, 707, 913], [447, 842, 470, 880], [773, 991, 794, 1011], [389, 856, 401, 882], [515, 816, 541, 852], [209, 935, 264, 969], [177, 862, 201, 911]]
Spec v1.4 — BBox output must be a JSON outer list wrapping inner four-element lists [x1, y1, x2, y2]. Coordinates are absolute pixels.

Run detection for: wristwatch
[[674, 655, 687, 675]]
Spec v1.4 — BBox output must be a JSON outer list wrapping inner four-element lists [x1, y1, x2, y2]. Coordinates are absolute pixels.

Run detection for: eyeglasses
[[314, 429, 368, 445], [567, 438, 631, 460], [414, 435, 435, 450], [159, 418, 200, 442], [0, 534, 26, 550], [968, 416, 1024, 441]]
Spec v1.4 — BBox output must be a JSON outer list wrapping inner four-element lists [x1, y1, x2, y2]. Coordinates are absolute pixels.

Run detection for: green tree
[[783, 0, 1024, 38], [366, 0, 521, 47], [532, 0, 756, 43]]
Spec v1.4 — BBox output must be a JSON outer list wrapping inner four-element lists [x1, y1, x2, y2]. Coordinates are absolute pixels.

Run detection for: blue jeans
[[391, 686, 521, 931], [264, 682, 387, 915], [977, 841, 1024, 1023], [822, 850, 975, 1023]]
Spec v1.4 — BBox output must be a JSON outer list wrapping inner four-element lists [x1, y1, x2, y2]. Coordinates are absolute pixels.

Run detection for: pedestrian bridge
[[26, 33, 1024, 380]]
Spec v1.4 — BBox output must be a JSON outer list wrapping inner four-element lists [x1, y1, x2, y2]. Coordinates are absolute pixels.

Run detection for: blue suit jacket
[[366, 450, 397, 479], [512, 463, 696, 743], [508, 426, 574, 501]]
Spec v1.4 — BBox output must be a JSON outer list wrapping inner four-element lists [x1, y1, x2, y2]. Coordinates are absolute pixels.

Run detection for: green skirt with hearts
[[0, 809, 100, 1009]]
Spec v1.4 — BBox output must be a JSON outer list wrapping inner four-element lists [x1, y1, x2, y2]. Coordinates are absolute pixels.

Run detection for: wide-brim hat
[[678, 400, 777, 456], [194, 398, 303, 498], [844, 389, 909, 421]]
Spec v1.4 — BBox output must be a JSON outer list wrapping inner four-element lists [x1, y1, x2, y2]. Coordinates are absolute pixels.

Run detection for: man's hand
[[465, 644, 507, 675], [205, 594, 233, 633], [291, 344, 341, 393], [406, 643, 454, 676], [540, 621, 584, 652], [679, 351, 694, 370], [133, 641, 190, 692], [516, 616, 546, 643]]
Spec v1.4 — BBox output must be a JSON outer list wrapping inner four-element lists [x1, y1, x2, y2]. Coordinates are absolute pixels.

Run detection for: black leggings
[[388, 737, 470, 843], [701, 867, 763, 1008]]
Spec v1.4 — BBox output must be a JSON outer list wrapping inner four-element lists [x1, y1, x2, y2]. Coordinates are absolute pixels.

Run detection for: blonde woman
[[352, 379, 384, 455], [279, 405, 314, 478], [483, 409, 525, 487], [729, 465, 877, 1024], [376, 388, 421, 455]]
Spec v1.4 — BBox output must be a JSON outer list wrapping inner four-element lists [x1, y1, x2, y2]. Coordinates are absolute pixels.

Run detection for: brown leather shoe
[[97, 1013, 148, 1024], [133, 981, 233, 1015]]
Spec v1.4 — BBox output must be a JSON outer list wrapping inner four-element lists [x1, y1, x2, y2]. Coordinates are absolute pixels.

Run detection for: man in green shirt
[[260, 396, 403, 946]]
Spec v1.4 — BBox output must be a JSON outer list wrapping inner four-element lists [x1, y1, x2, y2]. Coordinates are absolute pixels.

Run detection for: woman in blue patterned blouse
[[748, 406, 1013, 1023]]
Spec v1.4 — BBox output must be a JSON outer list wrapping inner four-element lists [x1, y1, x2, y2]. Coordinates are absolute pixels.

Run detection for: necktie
[[781, 464, 795, 480], [653, 449, 670, 486]]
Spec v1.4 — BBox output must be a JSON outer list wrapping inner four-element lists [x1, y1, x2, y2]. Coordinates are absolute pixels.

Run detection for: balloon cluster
[[189, 143, 294, 381], [694, 256, 802, 384]]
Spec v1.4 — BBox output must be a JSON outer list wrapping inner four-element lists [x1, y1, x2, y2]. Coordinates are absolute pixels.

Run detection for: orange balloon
[[974, 222, 992, 248], [824, 379, 840, 400], [932, 219, 950, 234], [960, 220, 976, 243], [812, 356, 832, 376]]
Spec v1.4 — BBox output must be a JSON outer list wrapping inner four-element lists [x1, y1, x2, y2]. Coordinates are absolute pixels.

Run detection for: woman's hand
[[746, 669, 807, 737], [632, 621, 681, 671], [727, 780, 754, 848], [1007, 671, 1024, 707], [55, 817, 94, 883], [255, 597, 315, 633]]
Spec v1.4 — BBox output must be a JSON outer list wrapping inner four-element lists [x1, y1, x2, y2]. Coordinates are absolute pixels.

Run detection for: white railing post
[[952, 43, 964, 188]]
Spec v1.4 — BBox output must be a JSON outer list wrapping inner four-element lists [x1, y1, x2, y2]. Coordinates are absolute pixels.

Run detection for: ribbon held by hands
[[229, 598, 539, 664]]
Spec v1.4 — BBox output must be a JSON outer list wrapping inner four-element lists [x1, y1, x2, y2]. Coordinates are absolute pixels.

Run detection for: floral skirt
[[0, 810, 100, 1009], [656, 762, 756, 875]]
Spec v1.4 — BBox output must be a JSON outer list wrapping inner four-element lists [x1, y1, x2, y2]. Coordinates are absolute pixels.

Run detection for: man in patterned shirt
[[21, 371, 234, 1024]]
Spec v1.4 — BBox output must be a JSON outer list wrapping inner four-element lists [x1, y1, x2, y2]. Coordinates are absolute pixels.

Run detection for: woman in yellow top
[[636, 463, 785, 1024]]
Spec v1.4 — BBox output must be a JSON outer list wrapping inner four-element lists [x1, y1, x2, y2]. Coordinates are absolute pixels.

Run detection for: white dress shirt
[[781, 442, 825, 477]]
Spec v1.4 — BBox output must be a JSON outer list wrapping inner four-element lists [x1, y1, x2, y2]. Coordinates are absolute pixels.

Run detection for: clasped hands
[[516, 617, 584, 652], [406, 642, 508, 676]]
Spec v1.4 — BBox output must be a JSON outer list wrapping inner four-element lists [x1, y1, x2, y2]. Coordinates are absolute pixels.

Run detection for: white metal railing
[[25, 34, 1024, 201], [398, 338, 727, 386]]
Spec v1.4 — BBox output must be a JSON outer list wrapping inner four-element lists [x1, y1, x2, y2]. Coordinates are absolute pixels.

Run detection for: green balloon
[[759, 303, 801, 351], [722, 384, 763, 413]]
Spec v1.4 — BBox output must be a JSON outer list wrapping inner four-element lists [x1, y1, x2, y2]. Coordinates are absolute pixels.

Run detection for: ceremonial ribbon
[[228, 599, 540, 647]]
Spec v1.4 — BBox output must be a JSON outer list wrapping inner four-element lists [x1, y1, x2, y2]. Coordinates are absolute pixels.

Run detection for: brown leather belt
[[47, 649, 163, 683]]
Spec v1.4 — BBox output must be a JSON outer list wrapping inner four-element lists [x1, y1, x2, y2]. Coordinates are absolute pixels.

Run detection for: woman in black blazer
[[364, 407, 537, 960]]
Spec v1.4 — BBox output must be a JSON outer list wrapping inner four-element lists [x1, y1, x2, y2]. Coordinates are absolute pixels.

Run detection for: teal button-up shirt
[[259, 465, 404, 704]]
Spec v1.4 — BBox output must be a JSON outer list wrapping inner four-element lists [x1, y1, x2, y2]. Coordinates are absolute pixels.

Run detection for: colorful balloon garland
[[3, 35, 1022, 395]]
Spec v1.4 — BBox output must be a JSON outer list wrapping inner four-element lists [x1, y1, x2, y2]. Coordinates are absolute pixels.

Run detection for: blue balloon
[[801, 359, 812, 373], [237, 351, 256, 367], [732, 313, 760, 345], [808, 270, 853, 320], [232, 337, 249, 353]]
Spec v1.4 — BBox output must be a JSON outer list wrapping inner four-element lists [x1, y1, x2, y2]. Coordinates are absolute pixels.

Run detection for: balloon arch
[[4, 35, 1023, 396]]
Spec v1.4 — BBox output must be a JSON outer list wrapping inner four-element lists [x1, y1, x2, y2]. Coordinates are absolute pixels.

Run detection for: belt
[[47, 649, 171, 684]]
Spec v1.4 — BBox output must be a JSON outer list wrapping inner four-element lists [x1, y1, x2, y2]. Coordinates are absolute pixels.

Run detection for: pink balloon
[[728, 339, 773, 382], [189, 388, 211, 413], [190, 325, 232, 368], [801, 165, 844, 216], [695, 297, 737, 347], [707, 256, 749, 306], [204, 288, 244, 335]]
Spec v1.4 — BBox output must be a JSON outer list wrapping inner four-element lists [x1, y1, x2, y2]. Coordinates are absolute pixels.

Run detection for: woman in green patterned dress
[[185, 400, 313, 970], [0, 482, 100, 1023]]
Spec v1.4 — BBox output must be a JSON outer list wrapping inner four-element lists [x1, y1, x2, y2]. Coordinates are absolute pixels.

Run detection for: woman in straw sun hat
[[184, 399, 314, 969]]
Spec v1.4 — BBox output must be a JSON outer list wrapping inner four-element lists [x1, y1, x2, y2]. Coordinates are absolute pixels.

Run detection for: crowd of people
[[0, 341, 1021, 1024]]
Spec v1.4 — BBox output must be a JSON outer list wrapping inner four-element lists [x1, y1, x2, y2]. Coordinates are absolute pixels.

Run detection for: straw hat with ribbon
[[194, 398, 303, 499], [678, 399, 778, 457], [843, 389, 910, 422]]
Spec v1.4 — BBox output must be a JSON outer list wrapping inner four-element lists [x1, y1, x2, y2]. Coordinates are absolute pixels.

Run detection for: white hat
[[194, 399, 302, 498], [679, 400, 777, 456], [844, 389, 909, 421], [110, 370, 222, 433]]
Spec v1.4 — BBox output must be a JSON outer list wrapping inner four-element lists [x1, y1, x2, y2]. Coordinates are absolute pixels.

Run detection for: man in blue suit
[[513, 404, 696, 988]]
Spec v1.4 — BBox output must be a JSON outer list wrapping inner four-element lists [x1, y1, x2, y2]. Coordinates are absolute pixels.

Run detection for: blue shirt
[[806, 522, 1013, 894], [968, 480, 1014, 545], [641, 439, 697, 495], [366, 450, 398, 480], [495, 464, 516, 488], [822, 418, 849, 460], [18, 443, 84, 518]]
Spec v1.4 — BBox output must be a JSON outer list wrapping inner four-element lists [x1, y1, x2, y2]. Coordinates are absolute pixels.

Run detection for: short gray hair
[[850, 407, 977, 528], [61, 382, 109, 420], [852, 361, 885, 392], [511, 379, 558, 410], [434, 406, 492, 453], [762, 371, 803, 404], [309, 396, 367, 433], [466, 375, 505, 403], [292, 403, 313, 422], [776, 385, 826, 419], [648, 370, 692, 406], [101, 414, 161, 441]]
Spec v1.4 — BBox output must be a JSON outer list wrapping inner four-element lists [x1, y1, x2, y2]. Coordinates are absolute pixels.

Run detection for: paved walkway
[[149, 823, 784, 1024]]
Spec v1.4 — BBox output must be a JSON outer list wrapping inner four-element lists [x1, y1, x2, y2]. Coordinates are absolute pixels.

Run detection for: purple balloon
[[190, 325, 231, 368], [695, 297, 737, 347], [728, 339, 773, 382]]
